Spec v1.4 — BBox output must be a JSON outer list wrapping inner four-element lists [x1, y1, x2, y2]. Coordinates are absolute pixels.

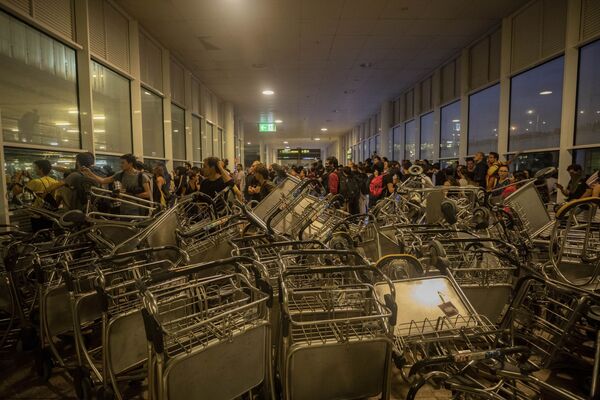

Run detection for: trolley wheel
[[96, 386, 115, 400], [35, 348, 53, 382], [73, 367, 94, 400]]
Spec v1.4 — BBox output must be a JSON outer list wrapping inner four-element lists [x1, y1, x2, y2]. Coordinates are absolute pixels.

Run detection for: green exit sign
[[258, 123, 276, 132]]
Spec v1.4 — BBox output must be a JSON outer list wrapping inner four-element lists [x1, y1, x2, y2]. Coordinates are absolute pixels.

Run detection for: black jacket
[[472, 161, 487, 188]]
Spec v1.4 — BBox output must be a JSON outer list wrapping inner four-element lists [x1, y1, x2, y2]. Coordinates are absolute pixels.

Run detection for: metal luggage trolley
[[499, 275, 600, 400], [140, 257, 274, 400], [427, 237, 519, 322], [277, 249, 397, 400]]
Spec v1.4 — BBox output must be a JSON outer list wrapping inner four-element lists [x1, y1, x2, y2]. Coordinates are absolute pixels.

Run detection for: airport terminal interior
[[1, 0, 600, 399]]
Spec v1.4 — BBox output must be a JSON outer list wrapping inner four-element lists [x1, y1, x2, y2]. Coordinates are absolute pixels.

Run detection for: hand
[[80, 167, 92, 177]]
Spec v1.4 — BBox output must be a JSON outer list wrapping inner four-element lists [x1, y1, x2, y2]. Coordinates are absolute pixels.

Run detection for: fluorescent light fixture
[[55, 122, 70, 126], [451, 119, 460, 123], [275, 119, 283, 123], [314, 137, 321, 141], [99, 145, 106, 150], [262, 90, 275, 95], [11, 128, 18, 132], [539, 90, 552, 95], [68, 110, 79, 114], [93, 115, 106, 120], [173, 130, 179, 133], [283, 141, 289, 144], [285, 146, 290, 149], [62, 139, 69, 142], [321, 128, 328, 131], [144, 91, 151, 95], [49, 142, 58, 146], [247, 142, 251, 145], [94, 129, 105, 133], [527, 110, 534, 114], [67, 129, 79, 133]]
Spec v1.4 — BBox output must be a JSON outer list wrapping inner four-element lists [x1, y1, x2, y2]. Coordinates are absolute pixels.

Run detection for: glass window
[[393, 126, 402, 161], [404, 120, 416, 160], [95, 154, 121, 173], [363, 140, 368, 160], [512, 151, 559, 175], [573, 147, 600, 175], [509, 57, 564, 151], [171, 104, 185, 160], [440, 101, 461, 158], [420, 112, 435, 161], [142, 88, 164, 158], [468, 84, 500, 155], [192, 115, 202, 162], [0, 11, 79, 148], [369, 136, 375, 157], [91, 61, 132, 153], [575, 41, 600, 146], [4, 147, 77, 209]]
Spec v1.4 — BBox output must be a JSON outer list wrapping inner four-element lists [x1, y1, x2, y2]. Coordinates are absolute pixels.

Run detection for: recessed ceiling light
[[275, 119, 283, 123], [452, 119, 460, 123], [314, 137, 321, 141], [93, 115, 106, 120], [68, 110, 79, 114], [539, 90, 552, 95], [262, 90, 275, 95], [55, 121, 70, 126], [321, 128, 328, 132], [527, 110, 534, 114], [285, 146, 290, 149], [247, 142, 251, 145], [283, 141, 288, 144]]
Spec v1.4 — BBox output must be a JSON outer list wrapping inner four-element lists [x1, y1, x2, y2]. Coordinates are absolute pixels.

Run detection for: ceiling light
[[527, 110, 534, 114], [94, 129, 105, 133], [68, 110, 79, 114], [93, 115, 106, 120], [144, 91, 151, 95], [539, 90, 552, 95], [49, 142, 58, 146], [247, 142, 251, 145], [321, 128, 328, 132], [283, 141, 288, 144], [262, 90, 275, 95], [62, 139, 69, 142], [67, 129, 79, 133], [314, 137, 321, 141], [275, 119, 283, 123], [579, 110, 585, 114], [452, 119, 460, 123], [285, 146, 290, 149], [99, 145, 106, 150], [173, 130, 179, 133], [55, 122, 70, 126], [11, 128, 18, 132]]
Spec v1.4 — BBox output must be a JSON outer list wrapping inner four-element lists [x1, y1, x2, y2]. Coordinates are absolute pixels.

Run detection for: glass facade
[[573, 148, 600, 175], [419, 112, 435, 161], [171, 104, 185, 160], [91, 61, 132, 153], [392, 126, 402, 161], [404, 120, 416, 160], [468, 84, 500, 155], [509, 57, 564, 151], [141, 88, 164, 158], [575, 40, 600, 146], [440, 101, 461, 158], [512, 151, 559, 175], [0, 11, 80, 148]]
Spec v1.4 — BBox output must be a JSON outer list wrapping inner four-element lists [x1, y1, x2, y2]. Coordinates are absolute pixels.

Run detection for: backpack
[[339, 174, 360, 201], [369, 174, 384, 198]]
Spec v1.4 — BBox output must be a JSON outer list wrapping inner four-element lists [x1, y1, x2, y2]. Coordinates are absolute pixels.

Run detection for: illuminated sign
[[258, 123, 276, 132], [277, 148, 321, 160]]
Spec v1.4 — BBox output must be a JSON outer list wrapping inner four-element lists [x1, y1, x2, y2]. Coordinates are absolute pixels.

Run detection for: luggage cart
[[140, 257, 274, 400], [277, 249, 397, 400], [178, 216, 245, 263]]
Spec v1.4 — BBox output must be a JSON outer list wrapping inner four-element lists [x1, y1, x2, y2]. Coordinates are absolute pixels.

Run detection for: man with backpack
[[323, 156, 340, 195], [339, 166, 361, 214], [82, 153, 152, 217]]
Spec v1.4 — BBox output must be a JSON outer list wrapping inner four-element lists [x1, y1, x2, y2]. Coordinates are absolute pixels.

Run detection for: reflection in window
[[192, 115, 202, 162], [468, 84, 500, 155], [509, 57, 563, 151], [420, 112, 435, 161], [393, 126, 402, 161], [440, 101, 461, 158], [404, 120, 417, 160], [0, 11, 79, 148], [575, 41, 600, 146], [91, 61, 132, 153], [142, 89, 164, 158], [171, 104, 185, 160], [4, 147, 77, 209], [95, 154, 121, 174], [512, 151, 559, 175], [573, 147, 600, 175]]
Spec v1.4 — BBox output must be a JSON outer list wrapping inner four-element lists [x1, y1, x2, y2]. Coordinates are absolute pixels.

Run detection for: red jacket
[[328, 172, 339, 195]]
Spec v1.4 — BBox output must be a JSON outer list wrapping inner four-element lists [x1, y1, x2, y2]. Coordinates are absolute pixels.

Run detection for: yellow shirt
[[26, 176, 59, 208]]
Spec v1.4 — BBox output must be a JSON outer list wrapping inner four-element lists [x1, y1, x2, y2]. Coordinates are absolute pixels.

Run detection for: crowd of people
[[7, 149, 600, 232]]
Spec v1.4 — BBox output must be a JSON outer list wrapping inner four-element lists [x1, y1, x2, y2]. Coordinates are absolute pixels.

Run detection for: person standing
[[254, 165, 275, 201], [26, 160, 63, 231], [472, 152, 488, 189], [234, 163, 246, 192], [557, 164, 588, 201]]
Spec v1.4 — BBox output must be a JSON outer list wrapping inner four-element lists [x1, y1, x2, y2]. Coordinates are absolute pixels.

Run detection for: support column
[[74, 0, 94, 152], [162, 50, 173, 171], [380, 101, 392, 158], [184, 70, 193, 162], [224, 102, 235, 162], [557, 0, 582, 202], [459, 49, 469, 162], [432, 68, 442, 161], [259, 141, 265, 164], [129, 20, 144, 159], [497, 17, 512, 161], [239, 121, 245, 166]]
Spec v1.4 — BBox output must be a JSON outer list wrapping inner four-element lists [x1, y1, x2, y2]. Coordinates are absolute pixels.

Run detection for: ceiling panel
[[116, 0, 529, 142]]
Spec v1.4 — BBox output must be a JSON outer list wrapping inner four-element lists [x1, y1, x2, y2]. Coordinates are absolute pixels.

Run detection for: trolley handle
[[408, 345, 531, 377], [265, 178, 321, 234]]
